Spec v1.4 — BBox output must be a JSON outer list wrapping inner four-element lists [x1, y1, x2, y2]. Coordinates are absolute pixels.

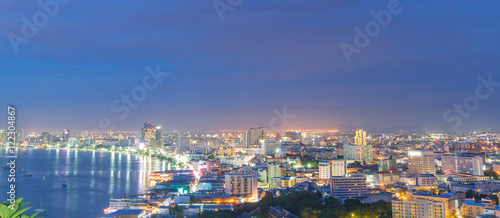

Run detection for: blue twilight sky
[[1, 0, 500, 133]]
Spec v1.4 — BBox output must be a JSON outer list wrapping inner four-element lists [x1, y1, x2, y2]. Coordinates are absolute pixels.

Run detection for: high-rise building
[[408, 150, 435, 175], [319, 159, 348, 180], [178, 136, 190, 152], [268, 164, 282, 188], [395, 192, 464, 218], [41, 132, 51, 145], [362, 145, 373, 163], [392, 198, 446, 218], [141, 121, 162, 145], [343, 144, 363, 162], [275, 145, 286, 158], [343, 144, 373, 164], [378, 157, 397, 171], [442, 155, 484, 176], [62, 129, 70, 143], [330, 173, 367, 200], [244, 127, 264, 148], [224, 172, 258, 201], [261, 139, 279, 156], [354, 129, 367, 145], [415, 174, 438, 190]]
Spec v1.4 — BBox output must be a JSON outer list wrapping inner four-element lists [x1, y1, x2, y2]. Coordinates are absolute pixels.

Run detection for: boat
[[62, 181, 67, 187], [43, 176, 46, 180], [34, 196, 46, 213], [23, 173, 32, 177], [19, 169, 26, 172], [3, 166, 9, 169]]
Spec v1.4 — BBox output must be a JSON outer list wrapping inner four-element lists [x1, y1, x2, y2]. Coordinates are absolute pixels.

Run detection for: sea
[[0, 148, 168, 218]]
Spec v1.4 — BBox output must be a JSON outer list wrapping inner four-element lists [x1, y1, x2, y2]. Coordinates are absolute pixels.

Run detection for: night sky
[[1, 0, 500, 132]]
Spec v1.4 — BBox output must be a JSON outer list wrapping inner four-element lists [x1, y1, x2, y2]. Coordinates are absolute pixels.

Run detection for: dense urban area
[[4, 122, 500, 218]]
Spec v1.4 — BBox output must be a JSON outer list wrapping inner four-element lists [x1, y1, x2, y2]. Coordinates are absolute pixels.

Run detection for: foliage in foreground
[[0, 198, 41, 218]]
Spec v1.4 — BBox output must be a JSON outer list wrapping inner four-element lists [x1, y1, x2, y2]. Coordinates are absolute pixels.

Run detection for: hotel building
[[330, 173, 367, 200]]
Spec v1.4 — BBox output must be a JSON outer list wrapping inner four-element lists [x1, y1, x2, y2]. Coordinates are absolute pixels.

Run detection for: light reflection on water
[[0, 149, 162, 218]]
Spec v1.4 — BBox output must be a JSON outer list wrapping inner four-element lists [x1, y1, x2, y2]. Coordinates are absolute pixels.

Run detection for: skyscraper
[[62, 129, 70, 143], [178, 136, 190, 152], [141, 121, 161, 142], [141, 121, 162, 148], [345, 129, 373, 163], [408, 150, 435, 175], [42, 132, 51, 145], [343, 144, 364, 162], [343, 144, 373, 164], [244, 127, 264, 148], [442, 155, 484, 176], [268, 164, 282, 188], [261, 139, 278, 156], [354, 129, 367, 145], [319, 159, 348, 180]]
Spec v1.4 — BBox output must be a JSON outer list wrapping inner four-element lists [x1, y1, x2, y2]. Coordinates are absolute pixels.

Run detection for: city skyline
[[4, 1, 500, 218]]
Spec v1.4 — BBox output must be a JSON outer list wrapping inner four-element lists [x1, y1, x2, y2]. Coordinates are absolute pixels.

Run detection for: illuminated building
[[378, 157, 397, 171], [393, 192, 465, 217], [178, 136, 190, 152], [319, 159, 348, 180], [268, 165, 282, 188], [408, 150, 435, 175], [141, 121, 162, 148], [461, 198, 498, 218], [442, 155, 484, 176], [402, 192, 465, 217], [42, 132, 52, 145], [62, 129, 70, 143], [375, 170, 400, 186], [244, 127, 264, 147], [354, 129, 367, 145], [330, 173, 367, 200], [271, 177, 306, 188], [261, 139, 279, 156], [343, 144, 373, 164], [462, 200, 486, 218], [414, 174, 437, 191], [106, 197, 144, 212], [224, 172, 258, 201], [392, 198, 445, 218], [141, 121, 161, 142]]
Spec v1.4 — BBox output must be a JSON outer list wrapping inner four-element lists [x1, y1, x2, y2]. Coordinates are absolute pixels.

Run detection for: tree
[[324, 197, 343, 212], [465, 189, 475, 198], [343, 199, 362, 212], [300, 208, 321, 218], [0, 198, 41, 218], [197, 210, 236, 218], [169, 206, 184, 217]]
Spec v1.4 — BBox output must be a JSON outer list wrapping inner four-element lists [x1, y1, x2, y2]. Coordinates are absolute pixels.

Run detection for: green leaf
[[10, 206, 32, 218], [0, 203, 13, 217], [29, 212, 39, 218]]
